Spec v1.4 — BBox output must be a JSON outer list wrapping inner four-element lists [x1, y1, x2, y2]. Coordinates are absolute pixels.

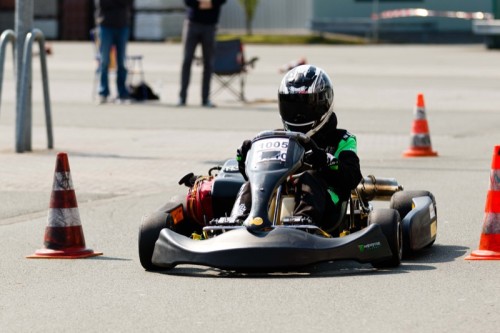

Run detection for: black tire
[[156, 197, 201, 237], [138, 211, 172, 271], [157, 195, 185, 212], [390, 190, 437, 253], [368, 208, 402, 268], [390, 190, 436, 221]]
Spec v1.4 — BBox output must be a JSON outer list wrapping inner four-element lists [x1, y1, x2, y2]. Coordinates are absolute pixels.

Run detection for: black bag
[[128, 82, 159, 101]]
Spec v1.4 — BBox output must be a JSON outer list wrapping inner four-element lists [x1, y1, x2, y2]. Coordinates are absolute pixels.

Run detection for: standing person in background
[[178, 0, 227, 108], [95, 0, 133, 104]]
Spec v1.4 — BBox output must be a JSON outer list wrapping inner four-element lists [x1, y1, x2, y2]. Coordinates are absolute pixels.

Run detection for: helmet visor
[[279, 93, 324, 133]]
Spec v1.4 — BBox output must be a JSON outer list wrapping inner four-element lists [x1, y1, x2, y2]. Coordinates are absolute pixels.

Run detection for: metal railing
[[17, 28, 53, 152], [0, 30, 16, 115], [0, 28, 53, 153]]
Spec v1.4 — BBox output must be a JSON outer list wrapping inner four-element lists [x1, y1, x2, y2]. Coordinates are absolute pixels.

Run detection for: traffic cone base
[[465, 250, 500, 260], [27, 152, 102, 259], [465, 234, 500, 260], [27, 248, 103, 259], [403, 147, 438, 157], [27, 225, 102, 259]]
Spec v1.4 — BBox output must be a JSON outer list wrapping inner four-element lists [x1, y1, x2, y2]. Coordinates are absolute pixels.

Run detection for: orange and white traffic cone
[[403, 93, 438, 157], [465, 146, 500, 260], [27, 153, 102, 259]]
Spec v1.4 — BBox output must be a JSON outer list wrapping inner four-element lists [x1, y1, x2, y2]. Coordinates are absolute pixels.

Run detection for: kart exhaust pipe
[[354, 175, 403, 201]]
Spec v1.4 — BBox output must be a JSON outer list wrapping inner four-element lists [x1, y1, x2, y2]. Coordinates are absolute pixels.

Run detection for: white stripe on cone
[[47, 208, 82, 227], [52, 172, 74, 191]]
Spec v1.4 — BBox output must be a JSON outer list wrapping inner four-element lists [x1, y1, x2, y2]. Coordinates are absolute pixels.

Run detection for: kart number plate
[[252, 138, 289, 164]]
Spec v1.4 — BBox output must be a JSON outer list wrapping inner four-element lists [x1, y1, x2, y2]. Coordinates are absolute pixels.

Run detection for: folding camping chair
[[90, 28, 145, 100], [210, 39, 258, 102]]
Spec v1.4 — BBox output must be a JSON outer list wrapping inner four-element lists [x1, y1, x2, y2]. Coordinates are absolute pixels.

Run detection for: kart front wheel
[[368, 208, 402, 268], [138, 211, 173, 271], [390, 190, 436, 220], [390, 190, 437, 254]]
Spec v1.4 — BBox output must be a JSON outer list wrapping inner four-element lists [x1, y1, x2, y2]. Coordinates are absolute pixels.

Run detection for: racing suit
[[234, 113, 363, 232]]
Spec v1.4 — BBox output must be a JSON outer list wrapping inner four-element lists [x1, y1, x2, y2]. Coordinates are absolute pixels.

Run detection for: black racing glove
[[305, 148, 327, 170], [236, 140, 252, 180], [326, 153, 339, 170]]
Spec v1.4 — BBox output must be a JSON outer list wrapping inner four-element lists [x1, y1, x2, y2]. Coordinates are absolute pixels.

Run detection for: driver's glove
[[305, 148, 327, 170], [306, 149, 339, 171], [236, 140, 252, 180], [326, 153, 339, 170]]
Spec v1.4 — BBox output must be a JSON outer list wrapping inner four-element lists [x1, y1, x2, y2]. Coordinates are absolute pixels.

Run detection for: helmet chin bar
[[284, 120, 313, 132], [306, 110, 333, 137]]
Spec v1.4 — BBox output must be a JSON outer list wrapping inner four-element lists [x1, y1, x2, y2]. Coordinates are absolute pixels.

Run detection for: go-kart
[[139, 130, 437, 271]]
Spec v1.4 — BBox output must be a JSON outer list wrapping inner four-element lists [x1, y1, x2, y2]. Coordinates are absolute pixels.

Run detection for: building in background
[[311, 0, 492, 43], [219, 0, 312, 35], [0, 0, 185, 41], [0, 0, 494, 42]]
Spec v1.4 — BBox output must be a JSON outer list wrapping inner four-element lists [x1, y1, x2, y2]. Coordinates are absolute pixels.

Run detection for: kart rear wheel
[[138, 211, 173, 271], [390, 190, 437, 253], [368, 208, 402, 268]]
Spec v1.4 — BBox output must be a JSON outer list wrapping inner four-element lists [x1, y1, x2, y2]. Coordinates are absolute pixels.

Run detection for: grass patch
[[167, 33, 367, 45], [217, 33, 367, 45]]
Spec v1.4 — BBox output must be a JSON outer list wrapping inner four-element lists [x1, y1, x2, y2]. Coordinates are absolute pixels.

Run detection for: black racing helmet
[[278, 65, 334, 136]]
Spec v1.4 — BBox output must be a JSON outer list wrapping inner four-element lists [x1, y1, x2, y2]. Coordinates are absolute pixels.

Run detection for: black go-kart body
[[139, 131, 437, 272]]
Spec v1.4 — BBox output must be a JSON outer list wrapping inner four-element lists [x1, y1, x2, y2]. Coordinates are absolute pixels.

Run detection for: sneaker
[[115, 96, 132, 105], [202, 101, 216, 108], [176, 99, 186, 107], [98, 95, 107, 105]]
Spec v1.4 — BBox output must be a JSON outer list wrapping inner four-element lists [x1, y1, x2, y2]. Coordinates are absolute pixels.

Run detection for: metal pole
[[18, 29, 53, 151], [372, 0, 379, 43], [0, 30, 16, 117], [15, 0, 34, 152]]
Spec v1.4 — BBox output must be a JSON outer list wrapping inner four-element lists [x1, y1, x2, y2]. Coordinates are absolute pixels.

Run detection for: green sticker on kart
[[359, 241, 382, 252]]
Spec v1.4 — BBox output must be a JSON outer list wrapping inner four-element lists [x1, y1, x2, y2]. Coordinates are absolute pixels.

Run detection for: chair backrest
[[213, 39, 244, 75]]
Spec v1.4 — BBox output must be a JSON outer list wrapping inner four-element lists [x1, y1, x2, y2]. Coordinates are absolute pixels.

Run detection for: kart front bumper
[[152, 224, 394, 271]]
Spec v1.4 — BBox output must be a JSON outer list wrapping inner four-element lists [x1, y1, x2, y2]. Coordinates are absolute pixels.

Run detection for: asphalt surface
[[1, 42, 499, 332]]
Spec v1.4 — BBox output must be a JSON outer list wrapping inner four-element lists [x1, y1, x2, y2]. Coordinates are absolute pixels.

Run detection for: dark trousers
[[179, 20, 217, 104], [231, 170, 339, 230], [98, 26, 130, 98]]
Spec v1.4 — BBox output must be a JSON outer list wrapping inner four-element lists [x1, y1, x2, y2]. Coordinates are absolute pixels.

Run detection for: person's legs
[[98, 26, 113, 98], [115, 26, 130, 99], [230, 182, 251, 220], [294, 170, 338, 227], [200, 25, 216, 105], [179, 21, 199, 104]]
